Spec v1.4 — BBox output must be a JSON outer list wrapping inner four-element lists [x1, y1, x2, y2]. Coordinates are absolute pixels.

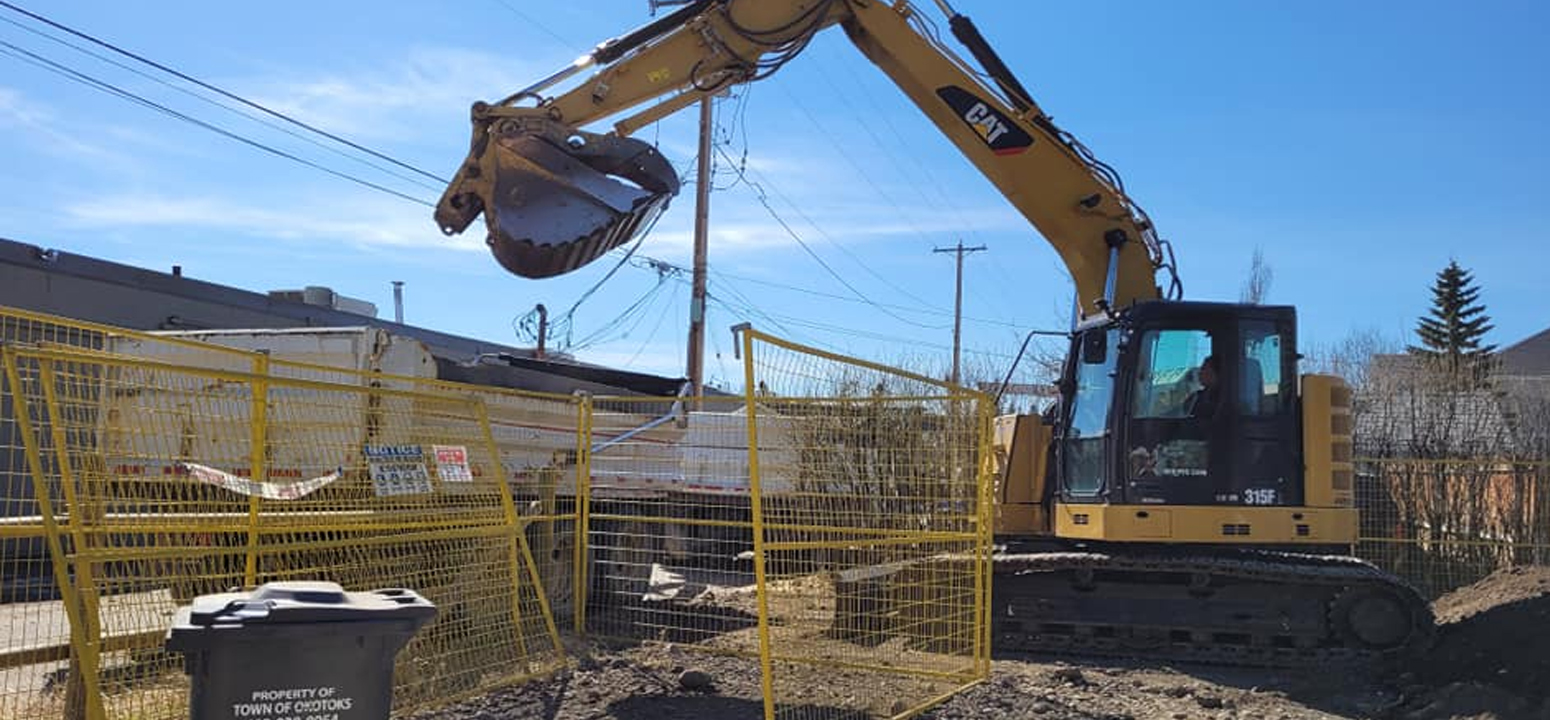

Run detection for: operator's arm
[[436, 0, 1174, 317]]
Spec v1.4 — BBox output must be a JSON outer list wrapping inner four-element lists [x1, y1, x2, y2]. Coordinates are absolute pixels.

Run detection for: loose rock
[[677, 668, 715, 692]]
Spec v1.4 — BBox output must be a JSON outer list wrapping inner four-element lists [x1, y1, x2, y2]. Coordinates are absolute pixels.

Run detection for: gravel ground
[[405, 640, 1447, 720], [407, 566, 1550, 720], [7, 565, 1547, 719]]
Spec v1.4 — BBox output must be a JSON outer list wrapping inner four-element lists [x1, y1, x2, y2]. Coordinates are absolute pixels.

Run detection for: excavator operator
[[1186, 355, 1221, 419]]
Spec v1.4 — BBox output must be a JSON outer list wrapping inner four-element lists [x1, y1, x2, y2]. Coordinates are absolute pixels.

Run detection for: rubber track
[[990, 549, 1435, 667]]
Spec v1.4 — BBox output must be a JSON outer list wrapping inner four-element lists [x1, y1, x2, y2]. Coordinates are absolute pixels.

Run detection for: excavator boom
[[434, 0, 1173, 318]]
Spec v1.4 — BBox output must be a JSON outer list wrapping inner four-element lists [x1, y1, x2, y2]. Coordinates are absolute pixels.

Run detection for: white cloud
[[640, 193, 1027, 258], [63, 192, 483, 253], [0, 86, 133, 164], [242, 47, 552, 142]]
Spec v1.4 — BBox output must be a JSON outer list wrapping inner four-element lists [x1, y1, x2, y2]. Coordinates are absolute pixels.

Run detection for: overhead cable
[[0, 0, 448, 184], [0, 15, 443, 193], [709, 143, 947, 330], [0, 40, 434, 207]]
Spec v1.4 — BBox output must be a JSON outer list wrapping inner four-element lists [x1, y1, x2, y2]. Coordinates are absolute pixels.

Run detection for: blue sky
[[1, 1, 1544, 396]]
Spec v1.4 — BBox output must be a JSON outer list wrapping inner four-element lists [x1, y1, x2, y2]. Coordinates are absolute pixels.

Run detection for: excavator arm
[[435, 0, 1177, 319], [434, 1, 1440, 666]]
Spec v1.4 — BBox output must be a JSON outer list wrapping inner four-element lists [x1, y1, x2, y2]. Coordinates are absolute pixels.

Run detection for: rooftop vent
[[267, 285, 378, 318]]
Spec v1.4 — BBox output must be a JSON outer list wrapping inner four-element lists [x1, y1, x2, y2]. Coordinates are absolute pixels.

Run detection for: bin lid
[[176, 581, 437, 628]]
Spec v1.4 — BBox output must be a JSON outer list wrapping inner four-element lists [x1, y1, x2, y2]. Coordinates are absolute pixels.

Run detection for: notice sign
[[433, 445, 473, 483], [231, 685, 354, 719], [363, 445, 432, 497]]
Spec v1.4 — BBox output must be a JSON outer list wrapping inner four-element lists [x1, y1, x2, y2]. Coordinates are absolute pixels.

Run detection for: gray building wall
[[0, 237, 545, 363]]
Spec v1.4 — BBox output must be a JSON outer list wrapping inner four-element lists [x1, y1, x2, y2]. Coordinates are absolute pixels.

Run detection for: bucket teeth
[[436, 123, 680, 279]]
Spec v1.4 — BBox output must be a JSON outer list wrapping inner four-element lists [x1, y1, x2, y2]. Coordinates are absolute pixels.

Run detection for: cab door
[[1228, 319, 1301, 507], [1120, 326, 1222, 505]]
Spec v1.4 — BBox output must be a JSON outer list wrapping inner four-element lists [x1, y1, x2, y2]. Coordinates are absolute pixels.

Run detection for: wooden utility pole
[[687, 96, 713, 402], [933, 241, 986, 386]]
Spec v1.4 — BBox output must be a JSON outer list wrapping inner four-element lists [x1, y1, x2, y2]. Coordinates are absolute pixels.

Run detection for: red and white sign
[[433, 445, 474, 483]]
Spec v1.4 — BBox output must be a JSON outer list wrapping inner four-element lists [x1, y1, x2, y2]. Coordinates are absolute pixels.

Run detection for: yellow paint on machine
[[1055, 503, 1358, 544]]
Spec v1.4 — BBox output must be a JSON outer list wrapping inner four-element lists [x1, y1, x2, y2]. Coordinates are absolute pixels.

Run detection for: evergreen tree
[[1408, 260, 1497, 382]]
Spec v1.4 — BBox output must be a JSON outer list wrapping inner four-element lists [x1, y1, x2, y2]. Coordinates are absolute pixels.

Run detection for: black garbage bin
[[166, 580, 436, 720]]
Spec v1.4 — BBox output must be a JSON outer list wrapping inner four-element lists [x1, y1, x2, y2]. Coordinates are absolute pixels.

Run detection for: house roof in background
[[1500, 327, 1550, 376]]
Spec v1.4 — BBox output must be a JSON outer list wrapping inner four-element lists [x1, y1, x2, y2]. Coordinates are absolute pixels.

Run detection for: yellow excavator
[[434, 0, 1432, 664]]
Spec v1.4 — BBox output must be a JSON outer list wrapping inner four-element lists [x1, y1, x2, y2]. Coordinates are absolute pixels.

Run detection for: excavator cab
[[1059, 301, 1302, 513]]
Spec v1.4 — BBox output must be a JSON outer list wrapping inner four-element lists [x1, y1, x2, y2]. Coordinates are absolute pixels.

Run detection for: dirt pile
[[1395, 681, 1549, 720], [1393, 566, 1550, 720], [1423, 566, 1550, 694]]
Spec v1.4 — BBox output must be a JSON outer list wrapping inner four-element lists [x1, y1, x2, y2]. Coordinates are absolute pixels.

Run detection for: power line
[[490, 0, 588, 55], [632, 252, 1034, 330], [693, 272, 1019, 360], [717, 265, 1026, 329], [625, 282, 680, 366], [571, 271, 673, 350], [0, 40, 435, 207], [714, 140, 941, 315], [774, 83, 944, 303], [708, 143, 948, 330], [0, 0, 447, 184], [701, 292, 854, 358], [704, 268, 801, 338], [0, 15, 443, 193], [741, 306, 1021, 360], [518, 220, 660, 350], [818, 43, 977, 235], [710, 87, 939, 313], [0, 1, 1030, 369], [815, 41, 1036, 323]]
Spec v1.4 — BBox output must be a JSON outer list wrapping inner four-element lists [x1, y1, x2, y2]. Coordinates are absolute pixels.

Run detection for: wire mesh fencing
[[739, 328, 993, 720], [0, 344, 567, 720], [1356, 457, 1550, 599], [0, 308, 263, 720], [0, 304, 587, 633], [582, 394, 766, 653], [0, 306, 1000, 720]]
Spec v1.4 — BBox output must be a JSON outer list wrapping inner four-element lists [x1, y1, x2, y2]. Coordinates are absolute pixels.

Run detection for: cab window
[[1062, 329, 1118, 496], [1130, 329, 1213, 419], [1240, 322, 1285, 416]]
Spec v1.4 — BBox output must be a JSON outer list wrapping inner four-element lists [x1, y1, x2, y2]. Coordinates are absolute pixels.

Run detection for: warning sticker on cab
[[363, 445, 432, 497], [433, 445, 473, 483]]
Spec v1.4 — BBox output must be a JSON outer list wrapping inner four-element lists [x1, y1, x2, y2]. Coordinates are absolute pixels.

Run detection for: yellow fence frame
[[1, 342, 571, 720], [1, 307, 1003, 720], [739, 326, 995, 720]]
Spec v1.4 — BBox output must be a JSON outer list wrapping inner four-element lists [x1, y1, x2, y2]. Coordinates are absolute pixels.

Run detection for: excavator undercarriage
[[989, 546, 1433, 666]]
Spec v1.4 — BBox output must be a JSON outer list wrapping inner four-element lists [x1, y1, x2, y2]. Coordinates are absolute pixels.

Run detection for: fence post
[[472, 397, 532, 659], [242, 353, 269, 589], [974, 394, 995, 678], [574, 394, 592, 636], [4, 351, 103, 720], [21, 356, 107, 720], [474, 396, 565, 661], [739, 330, 777, 720]]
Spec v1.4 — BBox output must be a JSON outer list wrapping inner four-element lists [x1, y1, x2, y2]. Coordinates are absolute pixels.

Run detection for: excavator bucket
[[436, 120, 680, 279]]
